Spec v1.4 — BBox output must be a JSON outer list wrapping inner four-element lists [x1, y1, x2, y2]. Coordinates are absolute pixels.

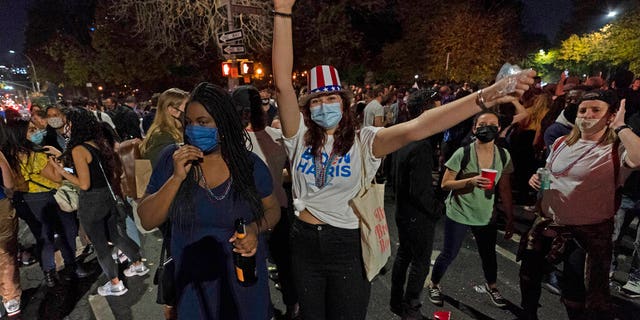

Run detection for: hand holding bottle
[[229, 220, 258, 257]]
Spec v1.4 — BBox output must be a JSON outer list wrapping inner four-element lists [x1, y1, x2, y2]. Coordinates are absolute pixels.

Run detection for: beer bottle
[[233, 218, 258, 286]]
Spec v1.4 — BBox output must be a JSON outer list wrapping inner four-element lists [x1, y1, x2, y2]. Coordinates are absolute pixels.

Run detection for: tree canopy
[[23, 0, 639, 94]]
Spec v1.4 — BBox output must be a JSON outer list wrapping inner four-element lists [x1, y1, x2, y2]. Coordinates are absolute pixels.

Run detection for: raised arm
[[511, 99, 529, 125], [611, 100, 640, 168], [372, 70, 536, 157], [272, 0, 300, 138]]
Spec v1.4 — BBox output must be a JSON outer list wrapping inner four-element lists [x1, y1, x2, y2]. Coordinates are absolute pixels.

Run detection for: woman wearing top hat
[[272, 1, 536, 318]]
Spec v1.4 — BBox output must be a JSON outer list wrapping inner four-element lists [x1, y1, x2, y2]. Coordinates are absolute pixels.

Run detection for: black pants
[[268, 206, 298, 307], [78, 188, 141, 280], [23, 191, 78, 272], [290, 219, 370, 320], [431, 216, 498, 285], [390, 215, 437, 308], [520, 220, 613, 320], [12, 192, 43, 263]]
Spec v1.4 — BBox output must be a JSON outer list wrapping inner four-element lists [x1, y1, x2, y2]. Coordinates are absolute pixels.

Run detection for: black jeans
[[390, 215, 437, 308], [12, 192, 43, 263], [78, 188, 141, 280], [268, 206, 298, 307], [23, 191, 78, 272], [290, 218, 370, 320], [431, 216, 498, 285]]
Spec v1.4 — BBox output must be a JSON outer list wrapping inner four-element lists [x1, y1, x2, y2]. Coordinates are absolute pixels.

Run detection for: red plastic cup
[[433, 310, 451, 320], [481, 169, 498, 190]]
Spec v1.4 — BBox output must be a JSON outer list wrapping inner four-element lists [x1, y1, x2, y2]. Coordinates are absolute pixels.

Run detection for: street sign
[[222, 45, 246, 55], [217, 29, 244, 44], [231, 4, 262, 15]]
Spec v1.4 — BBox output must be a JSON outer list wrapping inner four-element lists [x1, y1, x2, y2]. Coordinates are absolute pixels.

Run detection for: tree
[[380, 0, 521, 83], [109, 0, 273, 56]]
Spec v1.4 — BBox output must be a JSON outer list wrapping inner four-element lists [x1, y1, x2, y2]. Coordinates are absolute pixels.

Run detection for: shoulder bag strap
[[356, 132, 370, 191], [85, 143, 118, 202], [24, 157, 55, 191], [612, 140, 621, 211]]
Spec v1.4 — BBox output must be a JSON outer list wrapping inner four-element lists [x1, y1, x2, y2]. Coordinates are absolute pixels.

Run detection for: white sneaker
[[97, 280, 128, 296], [123, 263, 149, 277], [3, 298, 20, 316], [621, 280, 640, 298]]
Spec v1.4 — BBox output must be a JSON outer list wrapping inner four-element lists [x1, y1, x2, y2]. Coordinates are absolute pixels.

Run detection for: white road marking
[[89, 294, 115, 320]]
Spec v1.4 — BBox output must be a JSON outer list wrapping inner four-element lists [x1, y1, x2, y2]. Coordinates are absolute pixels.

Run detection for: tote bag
[[349, 135, 391, 281]]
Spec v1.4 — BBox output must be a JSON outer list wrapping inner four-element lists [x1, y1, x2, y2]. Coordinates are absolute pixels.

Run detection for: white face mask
[[575, 117, 601, 132], [47, 117, 64, 129]]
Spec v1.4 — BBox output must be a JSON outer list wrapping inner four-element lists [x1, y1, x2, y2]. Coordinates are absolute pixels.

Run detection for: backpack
[[457, 143, 508, 179]]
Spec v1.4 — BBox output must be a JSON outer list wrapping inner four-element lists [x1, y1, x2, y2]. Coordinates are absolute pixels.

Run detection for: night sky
[[0, 0, 32, 65], [521, 0, 572, 41], [0, 0, 571, 66]]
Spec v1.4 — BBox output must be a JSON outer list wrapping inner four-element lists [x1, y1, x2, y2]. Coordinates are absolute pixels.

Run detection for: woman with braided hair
[[138, 82, 281, 319]]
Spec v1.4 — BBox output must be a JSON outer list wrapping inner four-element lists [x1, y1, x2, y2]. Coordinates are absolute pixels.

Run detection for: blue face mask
[[310, 102, 343, 129], [30, 129, 46, 145], [185, 125, 219, 154]]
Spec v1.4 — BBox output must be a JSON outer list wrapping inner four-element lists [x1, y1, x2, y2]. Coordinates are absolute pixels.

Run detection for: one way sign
[[218, 29, 244, 44], [222, 45, 246, 55]]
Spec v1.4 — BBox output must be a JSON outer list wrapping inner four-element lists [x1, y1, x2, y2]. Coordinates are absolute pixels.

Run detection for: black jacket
[[107, 105, 142, 140], [393, 138, 443, 220]]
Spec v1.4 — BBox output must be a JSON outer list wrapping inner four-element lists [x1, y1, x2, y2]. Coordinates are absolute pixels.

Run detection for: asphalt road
[[4, 185, 640, 320]]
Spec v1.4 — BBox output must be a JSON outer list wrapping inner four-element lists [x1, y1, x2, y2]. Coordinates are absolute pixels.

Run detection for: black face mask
[[475, 125, 499, 143]]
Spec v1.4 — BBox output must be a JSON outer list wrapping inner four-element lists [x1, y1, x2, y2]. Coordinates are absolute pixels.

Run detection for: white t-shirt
[[247, 127, 288, 208], [284, 115, 382, 229], [363, 99, 384, 127], [541, 138, 633, 225]]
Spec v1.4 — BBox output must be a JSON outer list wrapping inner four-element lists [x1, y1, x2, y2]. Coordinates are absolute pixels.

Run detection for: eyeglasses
[[170, 106, 184, 114]]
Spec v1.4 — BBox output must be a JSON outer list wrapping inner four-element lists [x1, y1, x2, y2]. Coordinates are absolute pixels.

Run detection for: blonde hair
[[565, 125, 617, 146], [523, 93, 551, 130], [139, 88, 189, 155]]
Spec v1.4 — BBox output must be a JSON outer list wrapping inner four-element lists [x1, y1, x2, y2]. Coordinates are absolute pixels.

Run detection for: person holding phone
[[51, 108, 147, 297], [4, 116, 82, 287], [138, 83, 281, 319]]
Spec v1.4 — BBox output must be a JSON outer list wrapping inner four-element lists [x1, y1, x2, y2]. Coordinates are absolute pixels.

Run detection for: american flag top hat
[[298, 65, 350, 106]]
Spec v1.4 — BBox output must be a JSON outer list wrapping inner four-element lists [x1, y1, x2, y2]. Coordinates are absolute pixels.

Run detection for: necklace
[[313, 149, 339, 188], [199, 167, 233, 201], [549, 140, 600, 177]]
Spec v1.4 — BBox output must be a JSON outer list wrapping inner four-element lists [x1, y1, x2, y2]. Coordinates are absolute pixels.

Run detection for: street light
[[607, 11, 617, 18], [9, 50, 40, 93]]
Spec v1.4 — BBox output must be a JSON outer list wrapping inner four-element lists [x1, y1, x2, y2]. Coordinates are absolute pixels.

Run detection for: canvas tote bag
[[349, 135, 391, 281]]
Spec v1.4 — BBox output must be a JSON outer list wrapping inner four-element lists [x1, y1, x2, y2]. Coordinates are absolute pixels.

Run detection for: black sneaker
[[44, 270, 58, 288], [428, 285, 444, 306], [484, 283, 507, 307]]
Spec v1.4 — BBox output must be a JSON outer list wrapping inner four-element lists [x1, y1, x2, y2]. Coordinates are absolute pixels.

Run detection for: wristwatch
[[614, 124, 630, 135]]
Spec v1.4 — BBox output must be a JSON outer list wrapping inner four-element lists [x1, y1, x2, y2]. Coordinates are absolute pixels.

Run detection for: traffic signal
[[222, 61, 233, 77], [241, 61, 254, 75]]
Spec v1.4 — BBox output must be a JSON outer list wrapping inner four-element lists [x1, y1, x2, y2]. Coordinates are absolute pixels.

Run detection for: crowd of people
[[2, 1, 640, 319]]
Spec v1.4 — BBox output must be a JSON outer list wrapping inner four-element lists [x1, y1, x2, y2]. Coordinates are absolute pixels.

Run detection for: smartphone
[[64, 167, 74, 174], [564, 70, 569, 77]]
